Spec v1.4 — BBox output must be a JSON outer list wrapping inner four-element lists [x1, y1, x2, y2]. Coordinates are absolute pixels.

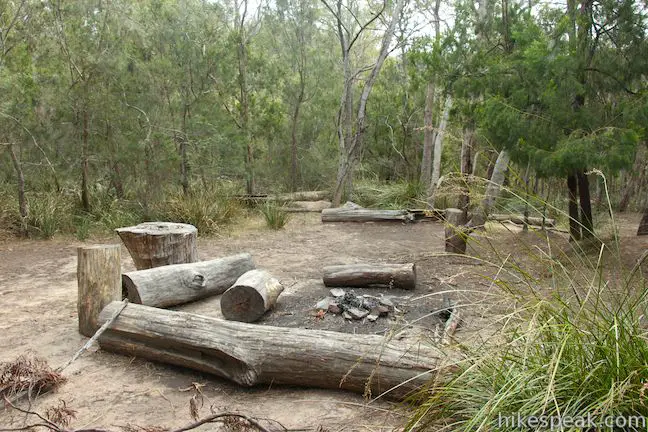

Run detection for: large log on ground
[[488, 213, 555, 227], [284, 200, 332, 212], [98, 302, 443, 399], [321, 208, 415, 223], [116, 222, 198, 270], [323, 263, 416, 290], [77, 245, 122, 337], [237, 191, 330, 204], [123, 254, 255, 308], [221, 270, 284, 322]]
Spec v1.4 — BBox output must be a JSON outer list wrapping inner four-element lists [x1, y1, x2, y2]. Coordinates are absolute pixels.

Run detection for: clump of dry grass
[[0, 354, 66, 400]]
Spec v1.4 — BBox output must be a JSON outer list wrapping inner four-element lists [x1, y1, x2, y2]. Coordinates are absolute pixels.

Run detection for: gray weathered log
[[123, 254, 255, 308], [238, 191, 330, 204], [221, 270, 284, 322], [321, 208, 415, 223], [488, 213, 555, 227], [284, 200, 332, 212], [444, 208, 468, 254], [98, 302, 443, 399], [77, 245, 122, 337], [116, 222, 198, 270], [323, 263, 416, 290]]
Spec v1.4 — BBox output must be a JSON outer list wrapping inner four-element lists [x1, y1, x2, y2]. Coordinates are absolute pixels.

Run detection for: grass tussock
[[405, 175, 648, 432], [260, 203, 289, 230], [351, 180, 424, 209]]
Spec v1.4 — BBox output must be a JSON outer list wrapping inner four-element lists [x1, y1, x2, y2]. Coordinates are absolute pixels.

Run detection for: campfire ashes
[[316, 289, 395, 322]]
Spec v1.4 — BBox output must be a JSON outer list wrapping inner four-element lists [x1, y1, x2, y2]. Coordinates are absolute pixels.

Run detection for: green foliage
[[260, 203, 289, 230], [25, 193, 73, 239], [351, 180, 424, 209]]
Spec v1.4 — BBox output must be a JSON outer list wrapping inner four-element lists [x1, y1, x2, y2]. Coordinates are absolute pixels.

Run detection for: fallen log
[[98, 302, 443, 399], [123, 254, 255, 308], [284, 200, 332, 212], [77, 245, 122, 337], [116, 222, 198, 270], [323, 263, 416, 290], [221, 270, 284, 322], [488, 213, 555, 227], [237, 191, 330, 204], [321, 208, 415, 223]]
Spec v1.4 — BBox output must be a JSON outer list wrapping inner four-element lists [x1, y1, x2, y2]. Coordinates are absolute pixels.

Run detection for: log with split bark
[[488, 213, 555, 227], [123, 254, 255, 308], [116, 222, 198, 270], [323, 263, 416, 290], [221, 270, 284, 322], [98, 302, 443, 400]]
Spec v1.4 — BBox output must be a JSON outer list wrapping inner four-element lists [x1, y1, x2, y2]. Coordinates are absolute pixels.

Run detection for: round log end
[[221, 285, 266, 323], [122, 274, 143, 304], [116, 222, 197, 236]]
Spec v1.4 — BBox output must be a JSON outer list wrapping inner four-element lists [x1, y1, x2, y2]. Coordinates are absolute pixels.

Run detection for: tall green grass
[[260, 203, 289, 230], [405, 175, 648, 432]]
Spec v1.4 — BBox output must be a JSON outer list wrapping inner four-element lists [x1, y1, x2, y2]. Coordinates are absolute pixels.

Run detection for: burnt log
[[323, 263, 416, 290], [123, 254, 255, 308], [97, 302, 443, 400], [221, 270, 284, 322], [321, 208, 415, 223]]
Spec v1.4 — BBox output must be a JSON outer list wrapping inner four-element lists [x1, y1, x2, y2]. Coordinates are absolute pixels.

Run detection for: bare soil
[[1, 212, 646, 431]]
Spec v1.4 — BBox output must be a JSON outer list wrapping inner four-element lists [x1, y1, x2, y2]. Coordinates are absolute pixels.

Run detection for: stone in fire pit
[[315, 289, 397, 321]]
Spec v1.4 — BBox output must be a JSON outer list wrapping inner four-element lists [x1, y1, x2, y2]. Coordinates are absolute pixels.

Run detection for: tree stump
[[123, 254, 255, 308], [77, 245, 122, 337], [116, 222, 198, 270], [445, 208, 468, 254], [638, 208, 648, 236], [322, 263, 416, 290], [221, 270, 284, 322]]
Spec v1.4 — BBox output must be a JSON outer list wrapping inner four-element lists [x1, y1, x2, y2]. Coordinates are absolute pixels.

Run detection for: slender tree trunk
[[638, 207, 648, 235], [420, 81, 436, 187], [237, 34, 254, 195], [467, 149, 510, 229], [290, 74, 305, 192], [81, 108, 91, 212], [181, 103, 190, 195], [427, 95, 452, 208], [577, 170, 593, 238], [8, 143, 28, 235], [567, 173, 581, 240], [619, 147, 645, 212]]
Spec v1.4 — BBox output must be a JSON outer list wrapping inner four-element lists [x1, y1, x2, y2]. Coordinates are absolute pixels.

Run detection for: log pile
[[237, 190, 333, 213]]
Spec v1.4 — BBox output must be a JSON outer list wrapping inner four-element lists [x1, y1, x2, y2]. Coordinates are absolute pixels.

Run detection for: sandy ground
[[1, 212, 646, 431]]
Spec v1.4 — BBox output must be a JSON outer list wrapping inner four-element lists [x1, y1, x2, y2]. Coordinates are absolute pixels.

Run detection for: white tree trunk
[[468, 149, 511, 229], [420, 82, 436, 186], [427, 95, 453, 208]]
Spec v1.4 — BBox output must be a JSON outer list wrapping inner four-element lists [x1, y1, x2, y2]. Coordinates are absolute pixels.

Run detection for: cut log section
[[488, 213, 556, 227], [323, 263, 416, 290], [77, 245, 122, 337], [116, 222, 198, 270], [444, 208, 468, 254], [98, 302, 444, 400], [321, 208, 415, 223], [221, 270, 284, 322], [123, 253, 255, 308]]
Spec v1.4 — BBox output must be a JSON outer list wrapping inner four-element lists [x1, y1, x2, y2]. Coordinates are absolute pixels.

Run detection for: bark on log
[[238, 191, 330, 204], [321, 208, 415, 223], [221, 270, 284, 322], [123, 254, 255, 308], [284, 200, 332, 212], [116, 222, 198, 270], [323, 263, 416, 290], [488, 213, 556, 227], [98, 302, 443, 399], [77, 245, 122, 337], [638, 208, 648, 236]]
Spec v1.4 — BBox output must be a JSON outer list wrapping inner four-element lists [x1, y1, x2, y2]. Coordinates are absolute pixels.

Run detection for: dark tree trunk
[[8, 144, 28, 235], [290, 77, 304, 192], [458, 128, 474, 225], [567, 173, 581, 240], [81, 108, 91, 212], [181, 104, 190, 196], [638, 207, 648, 236], [577, 170, 593, 237]]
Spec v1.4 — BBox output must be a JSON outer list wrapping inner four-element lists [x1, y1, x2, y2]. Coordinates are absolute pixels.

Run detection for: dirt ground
[[1, 212, 646, 431]]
